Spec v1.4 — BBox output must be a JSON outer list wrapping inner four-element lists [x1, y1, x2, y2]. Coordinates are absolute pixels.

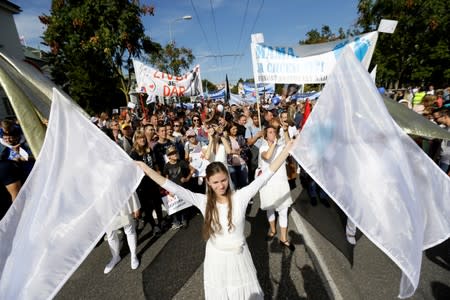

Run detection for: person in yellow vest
[[412, 87, 426, 114]]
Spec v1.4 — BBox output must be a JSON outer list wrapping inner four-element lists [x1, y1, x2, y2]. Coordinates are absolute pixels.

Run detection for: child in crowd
[[163, 145, 195, 229]]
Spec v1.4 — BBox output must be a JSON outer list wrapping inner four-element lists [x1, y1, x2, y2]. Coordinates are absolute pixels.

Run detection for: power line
[[232, 0, 265, 83], [189, 0, 216, 65], [249, 0, 265, 36], [232, 0, 250, 68], [209, 0, 222, 68]]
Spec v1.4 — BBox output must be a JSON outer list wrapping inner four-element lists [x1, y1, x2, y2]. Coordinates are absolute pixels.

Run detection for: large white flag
[[290, 48, 450, 298], [0, 89, 144, 299], [133, 60, 203, 97]]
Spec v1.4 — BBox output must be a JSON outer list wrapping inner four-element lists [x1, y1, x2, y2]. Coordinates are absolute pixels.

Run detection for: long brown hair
[[132, 129, 150, 156], [202, 162, 234, 240]]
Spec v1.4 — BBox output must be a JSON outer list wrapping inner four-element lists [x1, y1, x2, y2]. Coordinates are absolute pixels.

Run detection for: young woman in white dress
[[135, 139, 294, 299], [258, 125, 295, 251]]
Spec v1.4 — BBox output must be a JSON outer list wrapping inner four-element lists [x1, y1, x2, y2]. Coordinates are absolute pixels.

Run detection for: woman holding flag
[[135, 139, 295, 299]]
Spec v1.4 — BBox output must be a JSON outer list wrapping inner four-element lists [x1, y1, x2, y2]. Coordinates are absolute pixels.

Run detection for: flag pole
[[250, 33, 264, 130]]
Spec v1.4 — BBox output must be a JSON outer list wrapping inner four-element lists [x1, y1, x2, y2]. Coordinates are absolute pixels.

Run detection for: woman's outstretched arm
[[235, 139, 296, 210], [135, 161, 167, 187], [269, 139, 294, 173], [135, 161, 206, 215]]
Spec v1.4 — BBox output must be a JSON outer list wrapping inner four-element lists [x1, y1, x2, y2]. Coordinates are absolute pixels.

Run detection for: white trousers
[[346, 218, 357, 236], [266, 207, 289, 228], [106, 222, 137, 259]]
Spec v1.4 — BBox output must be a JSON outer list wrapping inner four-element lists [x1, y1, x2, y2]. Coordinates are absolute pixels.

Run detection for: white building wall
[[1, 1, 24, 118], [0, 8, 24, 60]]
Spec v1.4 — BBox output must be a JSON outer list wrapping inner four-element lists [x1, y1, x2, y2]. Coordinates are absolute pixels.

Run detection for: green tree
[[202, 79, 217, 92], [300, 25, 347, 44], [40, 0, 157, 113], [231, 78, 244, 94], [356, 0, 450, 88], [146, 43, 194, 76]]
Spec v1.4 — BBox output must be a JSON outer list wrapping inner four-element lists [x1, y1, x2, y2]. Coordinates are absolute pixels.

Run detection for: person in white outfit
[[258, 125, 295, 251], [136, 139, 294, 300], [104, 193, 141, 274]]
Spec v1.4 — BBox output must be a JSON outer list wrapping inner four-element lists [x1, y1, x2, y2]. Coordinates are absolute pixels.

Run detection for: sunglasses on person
[[174, 124, 180, 127], [193, 119, 200, 122]]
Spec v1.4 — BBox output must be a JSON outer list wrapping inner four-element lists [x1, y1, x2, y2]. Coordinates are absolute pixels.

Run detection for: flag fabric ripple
[[290, 48, 450, 298], [0, 88, 144, 299]]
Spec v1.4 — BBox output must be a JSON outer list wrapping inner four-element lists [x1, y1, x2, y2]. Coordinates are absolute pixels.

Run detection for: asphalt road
[[56, 181, 329, 300], [293, 188, 450, 300], [56, 179, 450, 299]]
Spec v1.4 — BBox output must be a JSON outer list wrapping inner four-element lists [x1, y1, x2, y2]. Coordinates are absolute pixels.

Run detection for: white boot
[[125, 226, 139, 270], [104, 231, 121, 274]]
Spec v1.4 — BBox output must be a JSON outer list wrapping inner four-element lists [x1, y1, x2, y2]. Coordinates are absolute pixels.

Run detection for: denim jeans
[[228, 164, 248, 190], [438, 161, 449, 173]]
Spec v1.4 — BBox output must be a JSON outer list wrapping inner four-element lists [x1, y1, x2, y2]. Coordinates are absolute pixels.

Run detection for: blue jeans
[[308, 180, 330, 200], [228, 164, 248, 190], [439, 161, 449, 173]]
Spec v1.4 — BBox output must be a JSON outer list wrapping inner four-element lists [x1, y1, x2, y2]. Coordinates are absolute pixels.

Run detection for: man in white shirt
[[245, 113, 264, 183]]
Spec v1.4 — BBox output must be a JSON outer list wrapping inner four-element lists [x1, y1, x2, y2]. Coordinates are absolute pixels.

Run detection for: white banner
[[290, 47, 450, 298], [251, 31, 378, 84], [190, 152, 210, 177], [243, 82, 275, 95], [0, 89, 143, 299], [161, 194, 192, 216], [133, 60, 203, 97]]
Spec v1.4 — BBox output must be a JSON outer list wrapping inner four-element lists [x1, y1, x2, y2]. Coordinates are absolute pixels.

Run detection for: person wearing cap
[[184, 128, 207, 192], [1, 125, 34, 182], [117, 122, 134, 154], [184, 128, 204, 162], [163, 145, 195, 229]]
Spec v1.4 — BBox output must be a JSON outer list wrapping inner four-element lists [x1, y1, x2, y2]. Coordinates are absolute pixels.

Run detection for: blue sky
[[13, 0, 359, 85]]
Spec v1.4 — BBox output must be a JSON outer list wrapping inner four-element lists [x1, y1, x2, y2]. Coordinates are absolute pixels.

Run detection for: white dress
[[162, 169, 274, 300], [258, 140, 293, 211]]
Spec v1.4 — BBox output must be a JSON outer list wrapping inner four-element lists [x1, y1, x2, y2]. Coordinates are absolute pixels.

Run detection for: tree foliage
[[146, 42, 194, 76], [300, 25, 348, 44], [230, 78, 244, 94], [356, 0, 450, 88], [202, 79, 217, 92], [40, 0, 156, 113]]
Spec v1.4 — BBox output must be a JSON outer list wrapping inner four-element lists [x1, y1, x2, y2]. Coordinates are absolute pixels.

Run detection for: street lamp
[[169, 15, 192, 44]]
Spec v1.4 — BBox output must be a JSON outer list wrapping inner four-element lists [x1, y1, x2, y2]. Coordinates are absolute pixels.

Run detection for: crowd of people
[[393, 85, 450, 173], [0, 84, 449, 298]]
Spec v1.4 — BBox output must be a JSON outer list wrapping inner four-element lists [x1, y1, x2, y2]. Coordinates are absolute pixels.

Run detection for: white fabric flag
[[0, 88, 144, 299], [290, 48, 450, 298]]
